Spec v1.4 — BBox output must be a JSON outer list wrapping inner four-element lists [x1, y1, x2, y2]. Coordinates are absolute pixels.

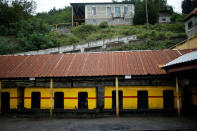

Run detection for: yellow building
[[173, 34, 197, 49], [0, 49, 196, 116]]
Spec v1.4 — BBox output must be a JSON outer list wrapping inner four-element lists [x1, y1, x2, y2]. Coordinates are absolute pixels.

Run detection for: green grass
[[0, 22, 187, 54]]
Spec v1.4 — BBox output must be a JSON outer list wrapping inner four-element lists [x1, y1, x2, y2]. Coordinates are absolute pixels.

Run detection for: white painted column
[[176, 76, 181, 116]]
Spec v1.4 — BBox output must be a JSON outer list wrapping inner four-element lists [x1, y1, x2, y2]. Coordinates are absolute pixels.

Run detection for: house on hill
[[172, 8, 197, 50], [70, 2, 135, 26], [184, 8, 197, 38], [159, 10, 171, 24]]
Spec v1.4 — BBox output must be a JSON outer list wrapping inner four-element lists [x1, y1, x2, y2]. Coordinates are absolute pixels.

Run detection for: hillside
[[0, 22, 187, 55], [0, 0, 188, 55]]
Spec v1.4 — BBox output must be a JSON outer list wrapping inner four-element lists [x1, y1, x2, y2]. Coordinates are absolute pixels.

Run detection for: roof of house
[[162, 50, 197, 73], [184, 8, 197, 22], [70, 2, 134, 6], [0, 50, 194, 79], [163, 51, 197, 68]]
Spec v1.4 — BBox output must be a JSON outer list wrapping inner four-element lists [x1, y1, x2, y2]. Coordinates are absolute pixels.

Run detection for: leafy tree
[[134, 0, 160, 25], [36, 6, 72, 25], [171, 13, 187, 22], [16, 18, 56, 51], [0, 0, 36, 35], [182, 0, 197, 14], [133, 0, 173, 25]]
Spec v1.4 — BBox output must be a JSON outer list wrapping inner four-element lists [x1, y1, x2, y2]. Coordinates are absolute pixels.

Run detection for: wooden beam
[[72, 6, 74, 27], [0, 80, 1, 113], [176, 76, 181, 116], [115, 77, 119, 117], [50, 78, 53, 118]]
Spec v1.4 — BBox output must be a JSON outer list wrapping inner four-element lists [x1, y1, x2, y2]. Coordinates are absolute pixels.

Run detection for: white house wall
[[85, 4, 134, 25]]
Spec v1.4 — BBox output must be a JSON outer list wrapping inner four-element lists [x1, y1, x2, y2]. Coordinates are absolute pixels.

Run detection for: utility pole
[[145, 0, 149, 31]]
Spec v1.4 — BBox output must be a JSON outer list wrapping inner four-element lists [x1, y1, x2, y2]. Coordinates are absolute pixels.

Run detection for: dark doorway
[[112, 91, 123, 111], [137, 91, 148, 110], [31, 92, 40, 109], [182, 86, 192, 112], [78, 92, 88, 110], [163, 90, 174, 110], [1, 92, 10, 112], [73, 5, 85, 26], [54, 92, 64, 109]]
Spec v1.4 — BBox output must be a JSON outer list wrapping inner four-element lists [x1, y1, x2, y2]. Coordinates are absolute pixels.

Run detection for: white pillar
[[176, 76, 181, 116]]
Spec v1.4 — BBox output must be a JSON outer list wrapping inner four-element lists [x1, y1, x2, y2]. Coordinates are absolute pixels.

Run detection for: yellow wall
[[24, 87, 97, 110], [2, 88, 21, 109], [104, 86, 182, 110], [174, 35, 197, 49], [191, 86, 197, 105]]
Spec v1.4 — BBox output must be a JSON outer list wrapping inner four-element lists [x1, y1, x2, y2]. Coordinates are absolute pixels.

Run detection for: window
[[107, 7, 111, 16], [188, 21, 193, 29], [92, 7, 96, 15], [124, 6, 128, 15], [162, 18, 166, 21], [115, 7, 121, 17]]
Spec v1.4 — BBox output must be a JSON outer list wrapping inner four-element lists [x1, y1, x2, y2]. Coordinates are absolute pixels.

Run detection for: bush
[[98, 21, 108, 28], [165, 32, 175, 39], [71, 24, 97, 39], [16, 18, 55, 51], [0, 25, 8, 36], [67, 35, 80, 45]]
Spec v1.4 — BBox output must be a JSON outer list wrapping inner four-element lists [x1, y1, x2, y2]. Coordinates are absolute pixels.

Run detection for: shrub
[[71, 24, 97, 39], [165, 32, 175, 39], [67, 35, 80, 45], [99, 21, 108, 28], [0, 25, 8, 36]]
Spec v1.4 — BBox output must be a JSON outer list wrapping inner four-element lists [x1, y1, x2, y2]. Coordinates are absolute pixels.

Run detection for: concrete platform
[[0, 114, 197, 131]]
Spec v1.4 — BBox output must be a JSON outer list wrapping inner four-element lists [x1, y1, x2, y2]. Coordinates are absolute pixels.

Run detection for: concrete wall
[[13, 35, 137, 55], [85, 4, 135, 25], [185, 16, 197, 38], [159, 16, 171, 23]]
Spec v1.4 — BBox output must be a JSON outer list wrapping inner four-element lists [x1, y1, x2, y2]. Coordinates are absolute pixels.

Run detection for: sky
[[34, 0, 184, 13]]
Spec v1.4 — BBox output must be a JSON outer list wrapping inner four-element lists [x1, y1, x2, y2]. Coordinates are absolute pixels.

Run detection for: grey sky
[[34, 0, 184, 13]]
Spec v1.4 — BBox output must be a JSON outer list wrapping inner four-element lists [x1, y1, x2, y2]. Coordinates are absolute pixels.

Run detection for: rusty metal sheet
[[0, 49, 195, 79]]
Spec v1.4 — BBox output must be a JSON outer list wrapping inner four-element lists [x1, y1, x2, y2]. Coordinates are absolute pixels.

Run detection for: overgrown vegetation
[[36, 7, 72, 25], [0, 0, 189, 54]]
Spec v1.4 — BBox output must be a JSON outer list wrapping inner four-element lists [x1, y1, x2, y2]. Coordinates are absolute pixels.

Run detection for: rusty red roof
[[0, 50, 194, 79]]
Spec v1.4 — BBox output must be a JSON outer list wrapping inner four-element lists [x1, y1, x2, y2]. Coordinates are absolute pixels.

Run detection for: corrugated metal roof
[[163, 50, 197, 68], [0, 50, 194, 79], [70, 2, 134, 6]]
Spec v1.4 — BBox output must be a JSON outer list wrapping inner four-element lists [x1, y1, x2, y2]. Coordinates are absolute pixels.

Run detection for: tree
[[35, 6, 72, 25], [133, 0, 173, 25], [16, 18, 56, 51], [134, 0, 159, 25], [182, 0, 197, 14], [0, 0, 36, 35]]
